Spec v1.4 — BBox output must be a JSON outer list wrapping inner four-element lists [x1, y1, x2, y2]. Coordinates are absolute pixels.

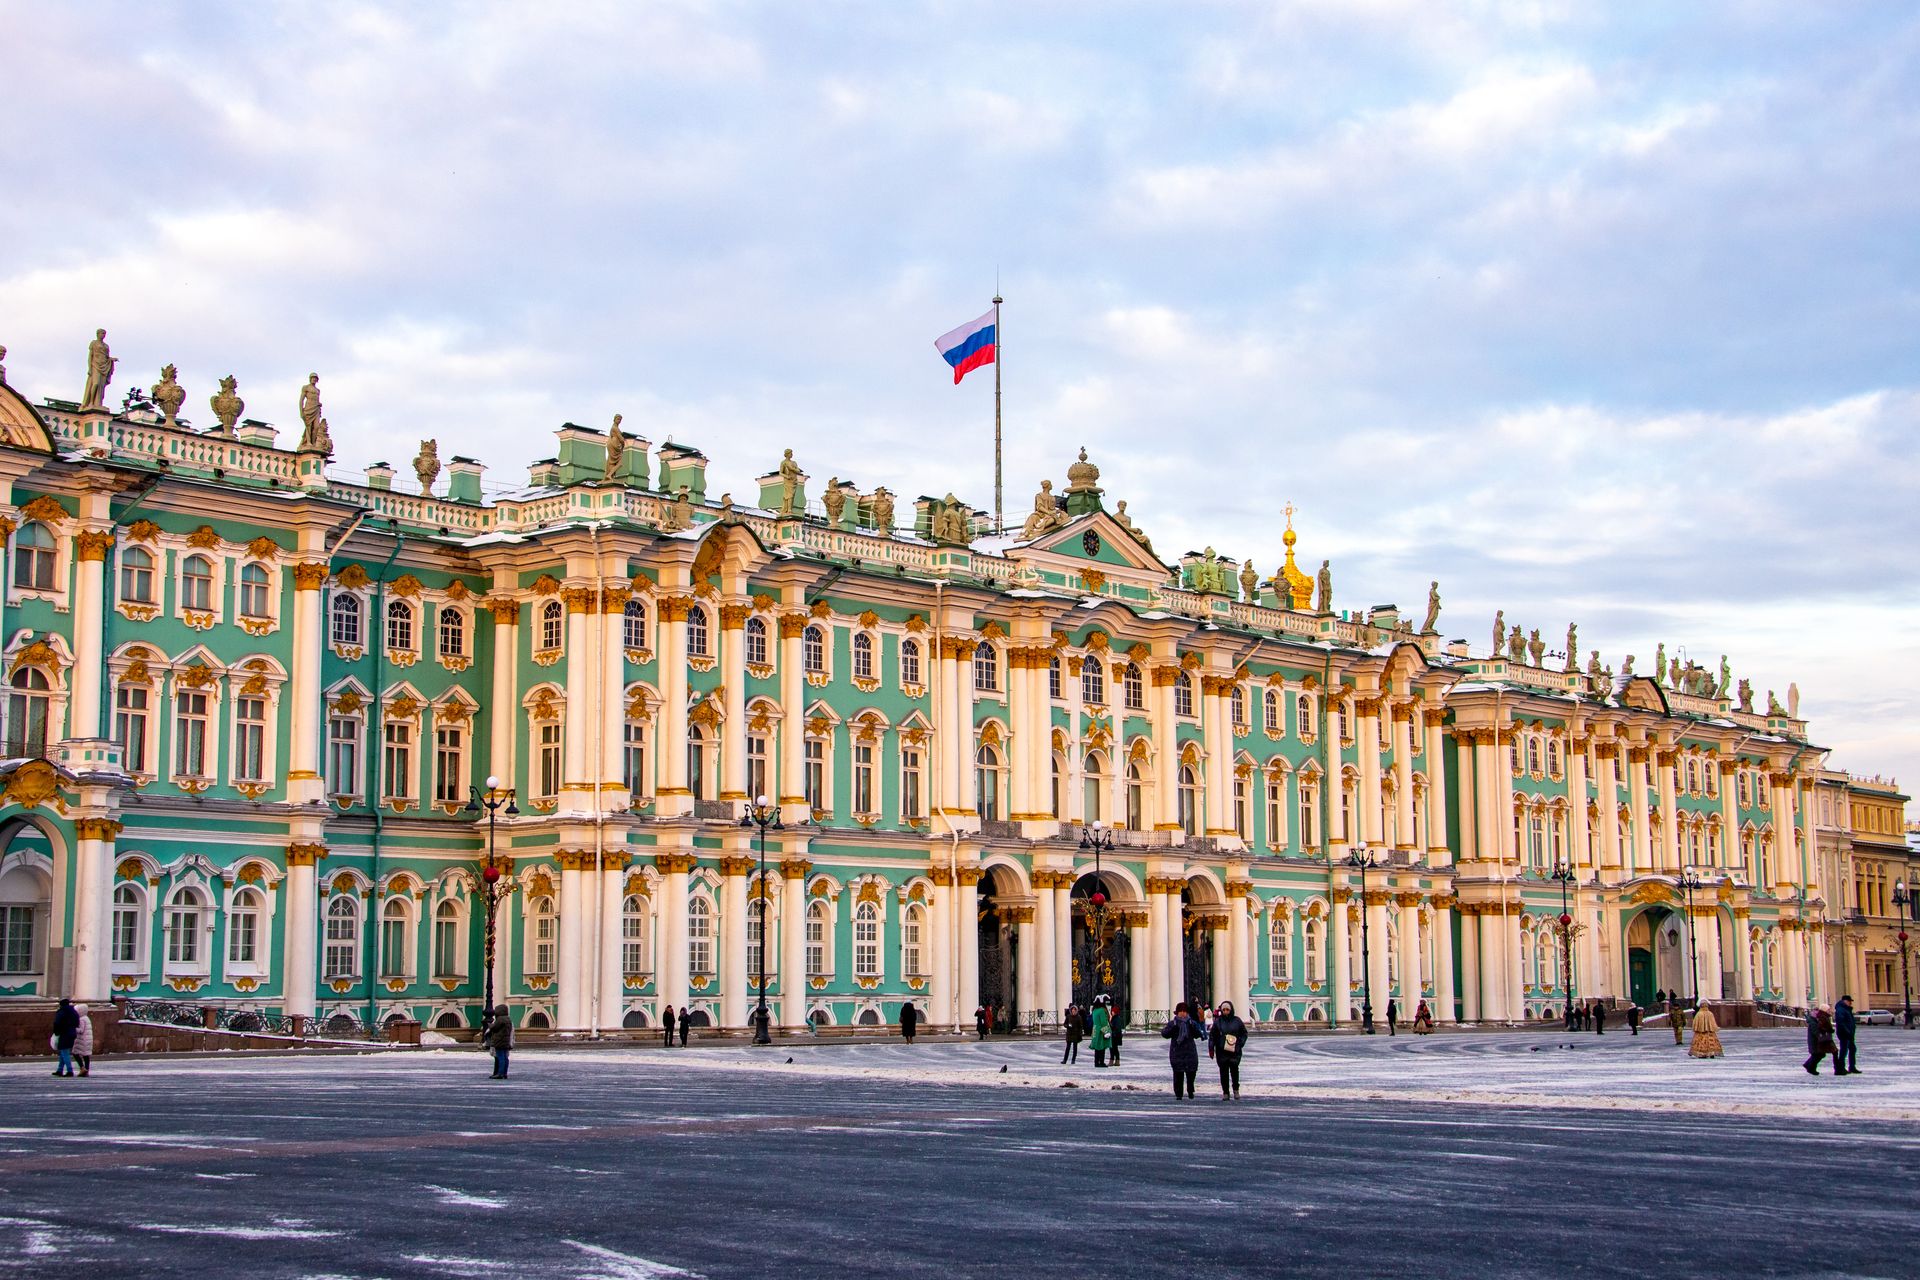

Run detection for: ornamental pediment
[[1010, 511, 1168, 581]]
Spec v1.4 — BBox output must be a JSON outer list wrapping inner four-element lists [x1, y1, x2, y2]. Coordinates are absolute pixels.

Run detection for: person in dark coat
[[1626, 1003, 1640, 1035], [1109, 1012, 1124, 1064], [678, 1010, 692, 1046], [1208, 1002, 1249, 1100], [1061, 1004, 1083, 1065], [900, 1001, 919, 1045], [661, 1004, 676, 1048], [1161, 1002, 1205, 1099], [1834, 995, 1858, 1075], [1669, 996, 1685, 1045], [1594, 1002, 1608, 1035], [485, 1004, 513, 1078], [1385, 998, 1398, 1036], [50, 998, 80, 1077], [1804, 1005, 1838, 1075]]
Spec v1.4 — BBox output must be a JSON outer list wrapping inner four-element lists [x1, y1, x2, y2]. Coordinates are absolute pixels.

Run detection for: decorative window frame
[[430, 694, 478, 814], [324, 681, 370, 806], [328, 576, 370, 661], [378, 684, 427, 813], [5, 498, 74, 608], [685, 602, 716, 672], [742, 611, 771, 677], [525, 684, 566, 811], [850, 629, 879, 692], [3, 631, 73, 757], [159, 872, 217, 988], [174, 535, 227, 632], [623, 595, 656, 665], [226, 656, 287, 799], [321, 875, 369, 991], [533, 597, 566, 667], [109, 858, 158, 984], [166, 654, 225, 794], [114, 532, 161, 622], [802, 622, 831, 686], [220, 860, 281, 989]]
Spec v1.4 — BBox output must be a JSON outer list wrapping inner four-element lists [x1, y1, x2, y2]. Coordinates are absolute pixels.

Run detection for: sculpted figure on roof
[[1020, 479, 1066, 540], [81, 329, 116, 410]]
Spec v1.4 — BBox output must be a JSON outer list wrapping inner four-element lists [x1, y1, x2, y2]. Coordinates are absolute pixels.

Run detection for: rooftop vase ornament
[[81, 328, 116, 410], [870, 487, 894, 536], [1508, 627, 1527, 665], [149, 364, 185, 426], [1241, 560, 1260, 603], [414, 439, 441, 494], [1527, 630, 1544, 667], [823, 477, 846, 526], [208, 375, 244, 435], [1737, 678, 1752, 713]]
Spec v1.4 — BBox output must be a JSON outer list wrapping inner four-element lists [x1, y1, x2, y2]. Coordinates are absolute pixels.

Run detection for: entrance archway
[[1069, 870, 1132, 1022], [1626, 906, 1686, 1007], [0, 812, 63, 997], [976, 866, 1022, 1032], [1180, 882, 1221, 1013]]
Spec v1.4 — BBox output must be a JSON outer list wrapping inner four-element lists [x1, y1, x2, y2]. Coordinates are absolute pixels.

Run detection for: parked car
[[1855, 1007, 1897, 1027]]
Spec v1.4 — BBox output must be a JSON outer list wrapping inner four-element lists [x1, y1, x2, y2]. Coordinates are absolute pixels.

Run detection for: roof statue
[[1492, 610, 1505, 655], [298, 374, 332, 453], [1314, 559, 1331, 614], [1622, 653, 1636, 677], [1241, 560, 1260, 604], [414, 439, 441, 495], [604, 414, 625, 480], [1669, 655, 1682, 688], [1421, 581, 1440, 633], [1112, 500, 1152, 555], [1020, 479, 1066, 540], [1716, 656, 1731, 699], [870, 487, 894, 537], [150, 364, 185, 427], [824, 478, 847, 525], [1190, 546, 1231, 596], [1563, 623, 1578, 672], [931, 493, 972, 546], [1767, 689, 1784, 716], [0, 344, 7, 385], [662, 485, 693, 532], [778, 449, 802, 516], [81, 329, 116, 410], [208, 375, 243, 435], [1653, 643, 1666, 686]]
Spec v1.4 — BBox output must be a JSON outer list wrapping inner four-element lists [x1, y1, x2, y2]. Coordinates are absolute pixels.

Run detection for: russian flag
[[934, 307, 997, 385]]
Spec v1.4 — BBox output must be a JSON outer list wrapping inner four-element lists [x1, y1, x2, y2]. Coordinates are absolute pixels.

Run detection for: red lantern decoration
[[483, 863, 501, 884], [1901, 930, 1910, 944], [1558, 912, 1572, 928], [1091, 891, 1107, 906]]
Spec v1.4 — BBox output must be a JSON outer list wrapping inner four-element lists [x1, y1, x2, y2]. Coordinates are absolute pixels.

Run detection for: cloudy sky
[[5, 2, 1918, 792]]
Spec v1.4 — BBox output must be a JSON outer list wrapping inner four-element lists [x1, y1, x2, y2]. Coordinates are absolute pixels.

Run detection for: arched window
[[975, 743, 1003, 821], [1304, 916, 1323, 981], [5, 667, 52, 757], [323, 896, 358, 980], [1081, 660, 1105, 706], [539, 599, 565, 651], [1082, 751, 1106, 824], [1051, 751, 1064, 817], [854, 900, 880, 978], [1336, 702, 1351, 743], [1270, 914, 1292, 987], [687, 725, 708, 801], [379, 898, 413, 979], [1295, 693, 1313, 739], [686, 605, 710, 658], [1265, 690, 1281, 735], [973, 644, 998, 692], [1047, 655, 1062, 700], [119, 546, 155, 604], [111, 883, 144, 967], [623, 895, 651, 978], [745, 615, 769, 666], [528, 895, 557, 976], [624, 598, 650, 652], [1126, 759, 1146, 831], [803, 625, 826, 674], [165, 887, 207, 968], [12, 522, 58, 592], [1297, 775, 1318, 848], [745, 893, 767, 980], [1174, 674, 1194, 718], [228, 887, 263, 966], [1178, 765, 1199, 835], [1527, 735, 1542, 775], [1234, 773, 1249, 838], [899, 637, 921, 687], [239, 563, 271, 619], [434, 900, 464, 979], [902, 902, 926, 977], [805, 899, 829, 977], [853, 632, 874, 681], [1231, 685, 1246, 728], [181, 554, 215, 611], [1123, 663, 1144, 710], [331, 593, 363, 647], [1547, 738, 1561, 778], [746, 732, 769, 804], [687, 896, 713, 976], [439, 607, 466, 659], [386, 599, 415, 652]]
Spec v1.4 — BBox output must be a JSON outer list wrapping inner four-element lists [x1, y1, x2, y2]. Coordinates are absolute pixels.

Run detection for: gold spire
[[1277, 501, 1311, 609]]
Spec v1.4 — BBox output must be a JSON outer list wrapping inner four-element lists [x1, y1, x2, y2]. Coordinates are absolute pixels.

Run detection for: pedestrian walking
[[1089, 996, 1113, 1068], [485, 1004, 513, 1078], [1109, 1013, 1125, 1065], [900, 1001, 919, 1045], [1413, 999, 1434, 1034], [1834, 995, 1859, 1075], [1804, 1005, 1838, 1076], [974, 1005, 988, 1039], [1061, 1004, 1083, 1065], [1385, 998, 1398, 1036], [1669, 997, 1685, 1045], [679, 1010, 692, 1046], [1595, 1002, 1608, 1035], [661, 1004, 677, 1048], [50, 998, 79, 1077], [72, 1004, 94, 1077], [1161, 1002, 1205, 1100], [1625, 1003, 1639, 1035], [1209, 1001, 1248, 1099], [1688, 1004, 1724, 1059]]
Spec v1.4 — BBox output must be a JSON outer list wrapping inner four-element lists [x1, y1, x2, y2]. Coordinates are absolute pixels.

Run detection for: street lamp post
[[463, 775, 518, 1020], [1894, 880, 1916, 1031], [1077, 824, 1117, 1015], [1552, 859, 1577, 1021], [739, 794, 783, 1045], [1678, 867, 1704, 1008], [1347, 848, 1380, 1034]]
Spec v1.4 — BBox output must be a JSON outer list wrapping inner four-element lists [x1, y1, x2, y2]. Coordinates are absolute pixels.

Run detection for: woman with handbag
[[1161, 1002, 1205, 1100], [1208, 1001, 1248, 1099]]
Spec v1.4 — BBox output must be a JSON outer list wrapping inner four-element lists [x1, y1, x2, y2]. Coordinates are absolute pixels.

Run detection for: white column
[[656, 598, 691, 816], [68, 532, 109, 739], [1033, 875, 1057, 1021], [1392, 709, 1414, 851], [1433, 903, 1456, 1021], [488, 604, 519, 795], [563, 596, 595, 806], [1732, 914, 1753, 1000], [1225, 891, 1248, 1012], [958, 867, 981, 1018], [1166, 893, 1186, 1012], [956, 641, 978, 815], [1397, 894, 1420, 1007], [1425, 713, 1450, 862], [779, 613, 807, 823], [288, 563, 328, 804], [1331, 892, 1353, 1023], [283, 846, 321, 1020], [1628, 748, 1652, 876], [1015, 908, 1038, 1023], [1719, 760, 1740, 874], [1064, 660, 1086, 823], [660, 854, 691, 1014], [1358, 701, 1383, 846], [782, 858, 809, 1028], [1128, 916, 1152, 1020], [1203, 680, 1230, 839], [720, 604, 748, 804], [598, 855, 627, 1032], [1146, 880, 1170, 1013], [558, 854, 587, 1028], [1365, 892, 1390, 1017], [1210, 922, 1231, 1009], [1052, 873, 1073, 1017], [721, 857, 748, 1028], [1597, 743, 1622, 871], [1567, 736, 1590, 872], [1007, 648, 1034, 821], [67, 817, 118, 1001], [1695, 907, 1723, 1001], [1459, 908, 1480, 1021], [1657, 750, 1679, 873], [929, 870, 953, 1031], [1455, 734, 1477, 861], [1152, 666, 1179, 831]]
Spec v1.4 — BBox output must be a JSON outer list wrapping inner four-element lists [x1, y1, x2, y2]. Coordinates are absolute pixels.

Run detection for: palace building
[[0, 341, 1867, 1035]]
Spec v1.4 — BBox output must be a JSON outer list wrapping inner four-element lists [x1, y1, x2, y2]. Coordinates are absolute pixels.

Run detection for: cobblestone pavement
[[0, 1033, 1913, 1278]]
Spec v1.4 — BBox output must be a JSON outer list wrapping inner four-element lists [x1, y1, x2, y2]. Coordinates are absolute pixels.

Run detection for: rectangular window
[[435, 724, 464, 805], [902, 747, 924, 822], [328, 715, 360, 797], [1234, 776, 1250, 839], [384, 721, 414, 802], [380, 916, 406, 979], [805, 910, 825, 977], [746, 734, 768, 804], [112, 899, 139, 965], [1267, 779, 1284, 851], [903, 910, 923, 977], [853, 743, 875, 816], [115, 684, 149, 774], [804, 738, 825, 811], [174, 690, 209, 777], [0, 905, 35, 973], [165, 905, 200, 966], [1299, 785, 1317, 849], [624, 722, 648, 799], [228, 910, 257, 965], [538, 723, 562, 799], [436, 914, 462, 979], [234, 695, 267, 783]]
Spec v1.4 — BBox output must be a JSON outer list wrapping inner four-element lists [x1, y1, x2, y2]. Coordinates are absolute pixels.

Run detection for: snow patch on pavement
[[424, 1184, 509, 1209], [565, 1240, 703, 1278]]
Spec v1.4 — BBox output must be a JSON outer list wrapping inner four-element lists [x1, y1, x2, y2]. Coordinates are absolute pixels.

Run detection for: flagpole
[[993, 293, 1004, 535]]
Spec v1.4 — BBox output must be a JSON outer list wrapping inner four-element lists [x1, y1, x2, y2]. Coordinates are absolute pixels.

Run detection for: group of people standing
[[1056, 996, 1249, 1099], [658, 1005, 694, 1048], [49, 999, 94, 1077], [1058, 995, 1125, 1068]]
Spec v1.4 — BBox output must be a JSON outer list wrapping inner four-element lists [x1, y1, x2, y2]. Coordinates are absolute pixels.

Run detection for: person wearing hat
[[1089, 995, 1114, 1068], [484, 1004, 514, 1079]]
